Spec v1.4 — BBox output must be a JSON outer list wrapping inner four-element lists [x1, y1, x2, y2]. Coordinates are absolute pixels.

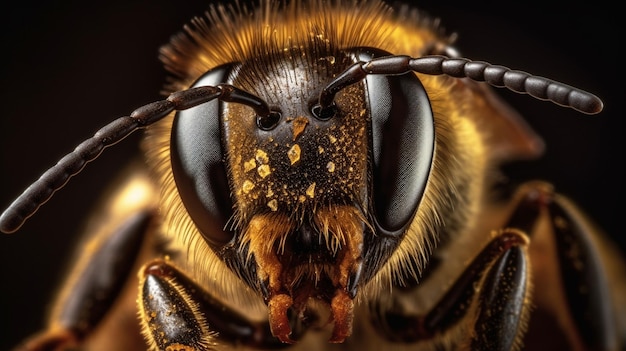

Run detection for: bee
[[1, 0, 624, 350]]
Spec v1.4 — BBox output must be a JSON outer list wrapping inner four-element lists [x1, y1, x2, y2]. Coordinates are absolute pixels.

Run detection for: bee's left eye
[[170, 63, 238, 247], [352, 47, 435, 238]]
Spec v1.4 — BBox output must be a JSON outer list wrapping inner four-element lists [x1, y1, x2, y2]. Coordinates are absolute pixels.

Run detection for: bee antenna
[[319, 55, 603, 115], [0, 84, 270, 234]]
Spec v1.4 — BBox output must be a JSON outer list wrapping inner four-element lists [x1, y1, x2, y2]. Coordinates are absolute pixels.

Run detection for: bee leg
[[138, 260, 297, 351], [433, 229, 531, 350], [507, 182, 621, 350], [13, 211, 153, 351], [374, 230, 531, 351]]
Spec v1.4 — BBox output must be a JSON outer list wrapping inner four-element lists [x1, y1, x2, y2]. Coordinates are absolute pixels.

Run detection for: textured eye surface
[[355, 47, 435, 237], [170, 64, 238, 247]]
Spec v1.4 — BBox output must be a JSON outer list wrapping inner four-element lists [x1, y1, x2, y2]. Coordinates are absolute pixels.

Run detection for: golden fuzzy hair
[[143, 0, 487, 304]]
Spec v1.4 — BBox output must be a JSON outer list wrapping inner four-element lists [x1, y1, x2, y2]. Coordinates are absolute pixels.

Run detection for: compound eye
[[170, 63, 239, 248], [352, 47, 435, 237]]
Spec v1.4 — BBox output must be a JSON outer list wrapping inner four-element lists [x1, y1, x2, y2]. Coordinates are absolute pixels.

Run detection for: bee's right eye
[[170, 63, 239, 247]]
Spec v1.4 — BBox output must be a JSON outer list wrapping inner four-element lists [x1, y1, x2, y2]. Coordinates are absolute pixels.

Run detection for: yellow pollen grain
[[288, 144, 301, 165], [318, 146, 324, 154], [242, 180, 255, 194], [255, 149, 269, 164], [266, 188, 274, 197], [258, 164, 271, 178], [327, 161, 336, 173], [306, 183, 316, 198], [298, 195, 306, 203], [267, 199, 278, 211], [292, 116, 308, 141], [328, 135, 337, 143], [244, 159, 256, 172]]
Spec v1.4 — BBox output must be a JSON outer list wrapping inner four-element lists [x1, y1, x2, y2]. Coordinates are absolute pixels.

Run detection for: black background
[[0, 1, 622, 349]]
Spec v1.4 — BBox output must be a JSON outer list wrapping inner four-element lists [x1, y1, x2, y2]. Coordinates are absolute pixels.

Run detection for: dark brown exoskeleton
[[2, 1, 624, 350]]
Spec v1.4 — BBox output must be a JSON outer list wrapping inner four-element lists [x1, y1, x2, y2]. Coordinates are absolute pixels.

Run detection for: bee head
[[169, 42, 435, 342]]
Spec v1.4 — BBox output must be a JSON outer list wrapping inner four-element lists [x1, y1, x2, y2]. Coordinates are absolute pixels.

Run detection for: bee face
[[168, 35, 435, 318], [0, 1, 623, 350]]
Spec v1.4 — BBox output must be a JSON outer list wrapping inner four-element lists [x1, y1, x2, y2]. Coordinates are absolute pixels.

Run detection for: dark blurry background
[[0, 1, 622, 349]]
